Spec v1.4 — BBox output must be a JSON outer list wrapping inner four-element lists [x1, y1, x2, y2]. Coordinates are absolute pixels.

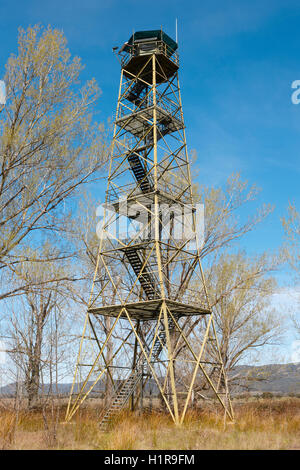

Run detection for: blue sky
[[1, 0, 299, 254], [0, 0, 299, 362]]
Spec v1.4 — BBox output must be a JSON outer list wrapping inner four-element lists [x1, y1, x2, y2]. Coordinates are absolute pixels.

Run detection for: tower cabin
[[119, 29, 179, 83]]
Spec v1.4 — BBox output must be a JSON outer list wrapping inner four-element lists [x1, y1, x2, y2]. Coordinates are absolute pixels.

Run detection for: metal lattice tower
[[65, 29, 234, 428]]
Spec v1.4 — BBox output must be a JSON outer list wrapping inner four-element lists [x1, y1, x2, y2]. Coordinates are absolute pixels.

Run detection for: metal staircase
[[99, 315, 175, 431], [128, 152, 153, 193], [99, 44, 185, 431], [99, 364, 144, 431], [145, 117, 178, 145], [99, 82, 180, 430], [126, 80, 148, 106], [124, 247, 158, 300], [148, 315, 174, 359]]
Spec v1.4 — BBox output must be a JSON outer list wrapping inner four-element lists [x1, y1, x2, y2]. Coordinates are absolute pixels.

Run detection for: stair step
[[99, 318, 177, 429], [128, 152, 153, 194]]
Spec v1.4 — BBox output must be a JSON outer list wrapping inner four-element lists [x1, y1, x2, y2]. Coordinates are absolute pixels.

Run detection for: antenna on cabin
[[176, 18, 178, 43]]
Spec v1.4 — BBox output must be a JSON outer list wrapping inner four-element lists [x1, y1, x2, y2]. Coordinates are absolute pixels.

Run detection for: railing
[[106, 182, 146, 204], [120, 40, 179, 69], [116, 92, 182, 122]]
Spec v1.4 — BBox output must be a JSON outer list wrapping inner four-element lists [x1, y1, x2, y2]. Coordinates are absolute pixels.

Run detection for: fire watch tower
[[65, 29, 234, 429]]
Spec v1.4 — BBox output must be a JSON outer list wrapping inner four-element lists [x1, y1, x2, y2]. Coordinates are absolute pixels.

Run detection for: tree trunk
[[26, 316, 43, 409]]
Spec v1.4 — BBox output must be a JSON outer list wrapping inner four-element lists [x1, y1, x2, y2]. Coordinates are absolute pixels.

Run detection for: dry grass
[[0, 410, 17, 449], [0, 398, 299, 450]]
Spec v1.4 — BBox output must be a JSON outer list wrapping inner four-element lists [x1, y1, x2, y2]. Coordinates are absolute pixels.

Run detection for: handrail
[[120, 40, 179, 69], [117, 97, 181, 121]]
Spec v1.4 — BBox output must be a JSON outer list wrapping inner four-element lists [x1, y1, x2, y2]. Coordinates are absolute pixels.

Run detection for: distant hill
[[1, 363, 299, 397], [0, 377, 158, 397], [232, 362, 300, 395]]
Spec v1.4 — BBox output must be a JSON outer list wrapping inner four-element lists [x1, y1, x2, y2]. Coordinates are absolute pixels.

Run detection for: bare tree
[[6, 246, 75, 409], [163, 174, 283, 395], [209, 252, 282, 370], [282, 203, 300, 272], [0, 24, 108, 301], [64, 193, 123, 405], [175, 251, 282, 396], [282, 203, 300, 334]]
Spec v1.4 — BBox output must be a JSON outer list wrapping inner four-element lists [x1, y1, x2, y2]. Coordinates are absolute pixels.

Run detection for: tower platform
[[123, 53, 179, 84], [88, 299, 210, 321], [105, 189, 196, 213], [116, 105, 184, 139]]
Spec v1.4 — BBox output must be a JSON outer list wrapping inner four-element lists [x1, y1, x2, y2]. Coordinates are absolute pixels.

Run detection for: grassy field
[[0, 398, 299, 450]]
